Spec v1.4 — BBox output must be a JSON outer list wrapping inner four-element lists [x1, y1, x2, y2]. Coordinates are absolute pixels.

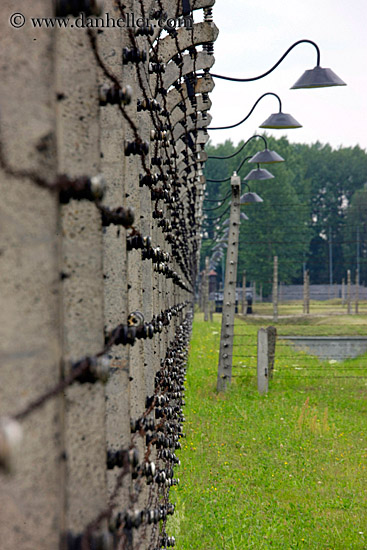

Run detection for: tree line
[[202, 135, 367, 295]]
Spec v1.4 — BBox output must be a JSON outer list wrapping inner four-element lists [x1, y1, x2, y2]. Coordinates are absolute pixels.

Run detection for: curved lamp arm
[[202, 193, 232, 212], [208, 134, 268, 159], [206, 155, 252, 182], [209, 39, 320, 82], [203, 189, 232, 205], [202, 205, 231, 223], [209, 92, 282, 131]]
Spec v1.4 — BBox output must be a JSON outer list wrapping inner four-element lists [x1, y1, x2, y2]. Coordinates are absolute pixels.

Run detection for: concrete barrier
[[278, 336, 367, 361]]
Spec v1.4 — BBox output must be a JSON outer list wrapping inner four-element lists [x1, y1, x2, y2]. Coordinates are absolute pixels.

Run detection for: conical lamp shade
[[240, 192, 263, 204], [291, 66, 346, 89], [243, 167, 274, 181], [249, 148, 285, 164], [260, 112, 302, 129]]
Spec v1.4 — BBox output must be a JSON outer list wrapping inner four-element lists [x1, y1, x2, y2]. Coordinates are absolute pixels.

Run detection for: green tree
[[238, 161, 311, 295], [202, 137, 367, 288], [342, 184, 367, 285]]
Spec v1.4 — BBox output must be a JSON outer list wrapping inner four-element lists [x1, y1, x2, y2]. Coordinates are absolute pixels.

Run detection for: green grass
[[168, 313, 367, 549]]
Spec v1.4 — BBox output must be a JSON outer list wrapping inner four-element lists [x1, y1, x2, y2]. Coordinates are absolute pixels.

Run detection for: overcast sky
[[207, 0, 367, 151]]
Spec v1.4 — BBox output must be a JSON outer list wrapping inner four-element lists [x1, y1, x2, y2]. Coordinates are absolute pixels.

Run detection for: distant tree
[[342, 184, 367, 285], [238, 162, 311, 295], [202, 137, 367, 287]]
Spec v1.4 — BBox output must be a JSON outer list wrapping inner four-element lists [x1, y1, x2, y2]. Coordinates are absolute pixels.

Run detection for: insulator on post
[[135, 24, 154, 36], [203, 42, 214, 55], [65, 531, 114, 550], [71, 356, 111, 384], [0, 418, 23, 474], [123, 47, 147, 64], [58, 174, 106, 203], [54, 0, 103, 17], [125, 140, 149, 156], [99, 83, 132, 106], [101, 206, 135, 228], [204, 7, 213, 22]]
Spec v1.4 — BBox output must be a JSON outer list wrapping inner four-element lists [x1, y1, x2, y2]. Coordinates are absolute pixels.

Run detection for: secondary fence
[[231, 324, 367, 392], [0, 1, 217, 549]]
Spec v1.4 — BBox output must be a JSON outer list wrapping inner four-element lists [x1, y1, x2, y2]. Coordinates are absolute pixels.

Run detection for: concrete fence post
[[303, 269, 307, 314], [355, 268, 359, 314], [217, 173, 241, 392], [241, 270, 247, 315], [0, 7, 63, 547], [0, 3, 218, 548], [204, 256, 210, 321], [347, 269, 352, 314], [306, 270, 310, 314], [209, 300, 214, 322], [267, 326, 277, 380], [257, 329, 269, 394], [273, 256, 278, 322], [253, 281, 257, 305]]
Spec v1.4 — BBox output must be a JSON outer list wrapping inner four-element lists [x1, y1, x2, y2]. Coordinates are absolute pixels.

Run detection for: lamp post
[[209, 39, 346, 89], [216, 174, 269, 392], [203, 139, 284, 392], [216, 172, 242, 392], [209, 92, 302, 131]]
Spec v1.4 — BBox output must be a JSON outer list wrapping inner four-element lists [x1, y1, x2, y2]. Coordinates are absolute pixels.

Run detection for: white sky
[[207, 0, 367, 151]]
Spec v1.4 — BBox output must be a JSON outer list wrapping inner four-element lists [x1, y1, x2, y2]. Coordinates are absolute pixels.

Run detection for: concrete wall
[[278, 336, 367, 361], [0, 1, 217, 548]]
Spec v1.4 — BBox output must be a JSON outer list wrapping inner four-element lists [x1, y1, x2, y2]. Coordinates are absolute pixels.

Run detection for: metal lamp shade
[[243, 167, 274, 181], [260, 112, 302, 129], [240, 192, 263, 204], [248, 148, 285, 164], [291, 66, 346, 89]]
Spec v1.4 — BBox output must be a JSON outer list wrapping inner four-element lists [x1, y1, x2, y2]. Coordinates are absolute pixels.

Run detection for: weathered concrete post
[[241, 270, 247, 316], [209, 300, 214, 322], [0, 7, 63, 547], [273, 256, 278, 322], [355, 268, 359, 314], [217, 173, 241, 392], [267, 326, 277, 380], [257, 328, 269, 394], [306, 270, 310, 314], [347, 269, 352, 314], [303, 268, 307, 314], [199, 274, 204, 311], [342, 277, 345, 306], [204, 256, 210, 321]]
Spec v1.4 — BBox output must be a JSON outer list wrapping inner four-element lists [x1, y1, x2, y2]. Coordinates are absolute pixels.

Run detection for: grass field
[[245, 299, 367, 321], [168, 310, 367, 550]]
